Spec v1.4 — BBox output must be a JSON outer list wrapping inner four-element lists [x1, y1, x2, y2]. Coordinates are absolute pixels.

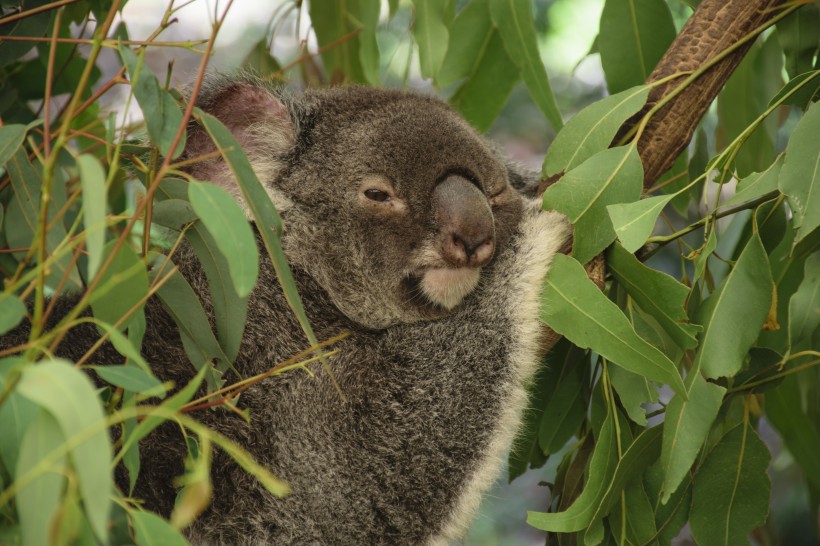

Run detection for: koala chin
[[5, 75, 571, 545]]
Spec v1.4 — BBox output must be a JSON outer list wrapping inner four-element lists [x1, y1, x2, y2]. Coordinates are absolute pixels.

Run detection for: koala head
[[184, 76, 525, 329]]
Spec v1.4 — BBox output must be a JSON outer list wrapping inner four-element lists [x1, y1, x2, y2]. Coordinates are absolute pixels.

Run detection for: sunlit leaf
[[540, 254, 686, 395], [690, 425, 771, 546], [16, 360, 112, 543], [543, 145, 643, 264], [188, 181, 259, 298], [598, 0, 676, 93], [77, 154, 107, 281], [695, 232, 772, 379], [608, 193, 673, 253], [608, 243, 701, 350], [779, 100, 820, 244], [543, 85, 649, 176], [130, 510, 189, 546], [490, 0, 563, 130], [660, 373, 725, 503]]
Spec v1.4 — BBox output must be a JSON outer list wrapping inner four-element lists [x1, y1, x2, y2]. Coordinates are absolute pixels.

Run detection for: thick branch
[[634, 0, 786, 187]]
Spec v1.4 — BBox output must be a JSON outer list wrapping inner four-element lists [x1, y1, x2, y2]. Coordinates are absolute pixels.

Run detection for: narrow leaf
[[540, 254, 686, 395], [598, 0, 676, 93], [695, 232, 772, 379], [0, 124, 26, 166], [490, 0, 563, 130], [660, 373, 725, 503], [787, 252, 820, 351], [690, 425, 771, 546], [88, 240, 149, 331], [779, 100, 820, 244], [607, 242, 701, 350], [188, 181, 259, 298], [543, 145, 644, 264], [77, 154, 107, 280], [608, 364, 657, 426], [411, 0, 453, 79], [16, 360, 112, 543], [0, 293, 26, 336], [537, 341, 588, 454], [89, 365, 162, 394], [543, 85, 649, 176]]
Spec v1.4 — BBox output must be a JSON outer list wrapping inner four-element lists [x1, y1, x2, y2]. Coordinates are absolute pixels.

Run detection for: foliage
[[0, 0, 818, 544]]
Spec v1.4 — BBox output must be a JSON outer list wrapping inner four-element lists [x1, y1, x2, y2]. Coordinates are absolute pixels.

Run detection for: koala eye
[[364, 188, 391, 202]]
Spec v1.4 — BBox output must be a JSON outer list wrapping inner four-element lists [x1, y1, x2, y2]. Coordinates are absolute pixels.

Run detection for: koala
[[4, 76, 569, 544]]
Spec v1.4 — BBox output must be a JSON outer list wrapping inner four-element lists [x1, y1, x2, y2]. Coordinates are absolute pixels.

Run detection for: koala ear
[[184, 80, 296, 216]]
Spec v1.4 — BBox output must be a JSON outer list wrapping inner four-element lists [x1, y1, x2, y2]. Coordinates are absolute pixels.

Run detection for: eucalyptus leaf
[[660, 373, 725, 504], [490, 0, 563, 131], [608, 364, 657, 426], [88, 240, 149, 331], [690, 425, 771, 546], [540, 254, 686, 395], [721, 154, 783, 209], [411, 0, 454, 79], [608, 194, 674, 253], [0, 124, 26, 166], [543, 145, 644, 264], [438, 0, 492, 87], [779, 100, 820, 244], [776, 5, 820, 79], [0, 293, 26, 336], [77, 154, 107, 281], [598, 0, 676, 93], [537, 340, 588, 455], [16, 360, 112, 543], [188, 181, 259, 298], [130, 510, 189, 546], [788, 252, 820, 351], [543, 85, 649, 176], [89, 365, 163, 394], [695, 232, 772, 379], [767, 71, 819, 111]]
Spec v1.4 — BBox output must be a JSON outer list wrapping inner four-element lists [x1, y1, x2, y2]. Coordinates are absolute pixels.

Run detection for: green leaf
[[721, 154, 783, 209], [694, 232, 773, 379], [690, 425, 771, 546], [188, 181, 259, 298], [607, 194, 674, 253], [5, 149, 82, 291], [93, 320, 153, 375], [130, 511, 189, 546], [151, 262, 227, 390], [609, 481, 659, 546], [151, 198, 198, 229], [118, 45, 185, 158], [16, 410, 66, 546], [195, 111, 322, 356], [645, 460, 692, 545], [660, 373, 725, 503], [77, 154, 107, 281], [411, 0, 454, 80], [241, 39, 281, 75], [537, 340, 588, 455], [349, 1, 381, 85], [768, 71, 819, 111], [186, 224, 249, 362], [443, 2, 520, 132], [598, 0, 676, 93], [607, 242, 701, 350], [490, 0, 563, 131], [788, 252, 820, 352], [88, 240, 149, 331], [776, 4, 819, 79], [0, 360, 38, 472], [766, 373, 820, 490], [779, 100, 820, 244], [308, 0, 376, 83], [0, 293, 26, 335], [540, 254, 686, 395], [608, 364, 657, 426], [543, 145, 644, 264], [527, 413, 617, 532], [89, 365, 163, 394], [16, 360, 112, 543], [0, 124, 26, 166], [543, 85, 649, 176]]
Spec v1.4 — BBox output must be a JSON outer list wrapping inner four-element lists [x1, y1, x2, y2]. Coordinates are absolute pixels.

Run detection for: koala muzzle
[[433, 175, 495, 268]]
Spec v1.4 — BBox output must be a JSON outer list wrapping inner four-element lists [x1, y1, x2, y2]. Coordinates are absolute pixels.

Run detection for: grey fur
[[3, 79, 569, 544]]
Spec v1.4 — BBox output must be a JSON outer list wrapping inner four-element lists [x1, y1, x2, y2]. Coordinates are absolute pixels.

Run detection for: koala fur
[[3, 77, 569, 544]]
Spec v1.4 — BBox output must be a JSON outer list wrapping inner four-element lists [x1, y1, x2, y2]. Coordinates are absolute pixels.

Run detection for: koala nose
[[433, 175, 496, 268]]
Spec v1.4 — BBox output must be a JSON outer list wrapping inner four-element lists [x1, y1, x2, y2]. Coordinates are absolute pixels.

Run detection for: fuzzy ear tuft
[[184, 80, 296, 217]]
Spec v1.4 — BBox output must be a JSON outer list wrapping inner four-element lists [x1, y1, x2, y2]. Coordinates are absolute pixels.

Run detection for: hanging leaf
[[130, 511, 189, 546], [188, 181, 259, 299], [88, 365, 163, 394], [543, 85, 649, 176], [608, 364, 657, 426], [0, 293, 27, 336], [695, 232, 772, 379], [776, 4, 820, 79], [77, 154, 107, 281], [0, 124, 26, 166], [598, 0, 676, 93], [490, 0, 563, 131], [607, 242, 701, 350], [779, 100, 820, 244], [767, 71, 819, 111], [660, 373, 725, 503], [787, 252, 820, 352], [540, 254, 686, 395], [410, 0, 454, 80], [542, 144, 644, 264], [537, 340, 588, 455], [88, 240, 149, 331], [690, 425, 771, 546]]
